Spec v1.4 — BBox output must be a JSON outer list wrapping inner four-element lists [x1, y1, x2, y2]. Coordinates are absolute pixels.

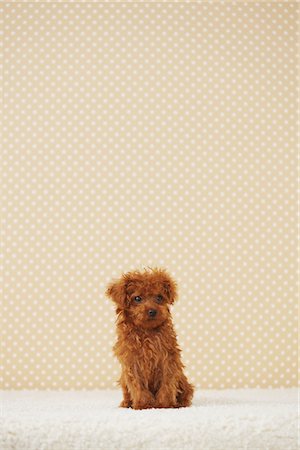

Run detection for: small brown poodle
[[106, 267, 194, 410]]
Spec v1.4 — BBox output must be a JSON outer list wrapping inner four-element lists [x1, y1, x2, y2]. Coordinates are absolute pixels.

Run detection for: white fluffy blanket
[[0, 389, 298, 450]]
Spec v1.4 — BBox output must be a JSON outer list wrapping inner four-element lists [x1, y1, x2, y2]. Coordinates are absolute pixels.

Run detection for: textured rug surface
[[0, 389, 298, 450]]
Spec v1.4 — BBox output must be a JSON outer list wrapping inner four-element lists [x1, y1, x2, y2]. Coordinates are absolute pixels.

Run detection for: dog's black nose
[[148, 309, 157, 318]]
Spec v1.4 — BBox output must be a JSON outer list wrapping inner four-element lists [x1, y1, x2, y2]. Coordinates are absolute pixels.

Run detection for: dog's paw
[[132, 401, 154, 410], [155, 391, 177, 409], [132, 392, 155, 410], [119, 399, 132, 408]]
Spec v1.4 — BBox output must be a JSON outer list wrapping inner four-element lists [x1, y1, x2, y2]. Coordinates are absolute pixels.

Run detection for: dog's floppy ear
[[106, 277, 128, 308], [106, 271, 140, 309], [152, 268, 178, 305], [163, 273, 178, 305]]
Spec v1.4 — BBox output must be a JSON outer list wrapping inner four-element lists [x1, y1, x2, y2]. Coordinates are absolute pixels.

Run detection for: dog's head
[[106, 268, 177, 330]]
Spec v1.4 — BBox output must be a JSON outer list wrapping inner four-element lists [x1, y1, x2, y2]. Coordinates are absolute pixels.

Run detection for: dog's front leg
[[132, 389, 155, 410], [156, 386, 177, 408], [127, 368, 155, 410], [155, 363, 178, 408]]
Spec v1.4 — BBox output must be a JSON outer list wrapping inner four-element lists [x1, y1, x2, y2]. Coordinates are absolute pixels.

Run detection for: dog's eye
[[134, 296, 142, 303], [156, 295, 163, 304]]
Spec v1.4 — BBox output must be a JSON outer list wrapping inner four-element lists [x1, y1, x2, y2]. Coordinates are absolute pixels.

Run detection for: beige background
[[1, 1, 298, 390]]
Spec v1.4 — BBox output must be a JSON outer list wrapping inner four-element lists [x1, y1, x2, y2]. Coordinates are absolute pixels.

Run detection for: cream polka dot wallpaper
[[1, 1, 298, 390]]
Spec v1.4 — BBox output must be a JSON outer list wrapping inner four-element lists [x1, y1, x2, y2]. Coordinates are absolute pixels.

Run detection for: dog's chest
[[136, 334, 167, 366], [137, 335, 166, 390], [140, 335, 159, 355]]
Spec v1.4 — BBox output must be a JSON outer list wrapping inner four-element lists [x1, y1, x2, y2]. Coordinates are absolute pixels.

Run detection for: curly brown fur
[[106, 267, 194, 410]]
